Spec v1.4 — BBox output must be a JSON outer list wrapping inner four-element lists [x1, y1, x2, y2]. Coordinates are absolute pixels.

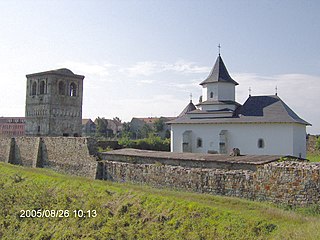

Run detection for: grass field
[[0, 162, 320, 240], [307, 153, 320, 162]]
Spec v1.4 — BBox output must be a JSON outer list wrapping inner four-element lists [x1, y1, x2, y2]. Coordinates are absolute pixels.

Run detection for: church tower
[[25, 68, 84, 136], [197, 54, 240, 111]]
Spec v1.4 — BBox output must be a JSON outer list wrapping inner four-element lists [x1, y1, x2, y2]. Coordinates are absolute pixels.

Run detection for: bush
[[118, 135, 170, 151]]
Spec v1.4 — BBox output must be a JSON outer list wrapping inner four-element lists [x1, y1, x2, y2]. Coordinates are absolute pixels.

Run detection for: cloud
[[122, 60, 210, 77], [234, 72, 320, 133], [57, 61, 116, 78]]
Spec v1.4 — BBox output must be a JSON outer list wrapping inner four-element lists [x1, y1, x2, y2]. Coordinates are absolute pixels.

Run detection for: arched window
[[31, 82, 37, 96], [210, 92, 213, 98], [197, 138, 203, 148], [70, 83, 77, 97], [58, 81, 66, 95], [40, 81, 46, 94], [258, 139, 265, 148]]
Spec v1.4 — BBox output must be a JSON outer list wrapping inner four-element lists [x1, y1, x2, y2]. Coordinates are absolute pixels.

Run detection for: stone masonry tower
[[25, 68, 84, 136]]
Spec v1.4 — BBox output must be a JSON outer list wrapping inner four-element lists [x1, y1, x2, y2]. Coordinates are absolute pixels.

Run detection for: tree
[[140, 124, 153, 138], [95, 117, 108, 138], [153, 118, 165, 133]]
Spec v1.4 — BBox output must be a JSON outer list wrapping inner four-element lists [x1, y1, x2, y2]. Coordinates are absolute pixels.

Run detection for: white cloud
[[57, 61, 116, 78], [122, 60, 210, 77], [234, 72, 320, 134]]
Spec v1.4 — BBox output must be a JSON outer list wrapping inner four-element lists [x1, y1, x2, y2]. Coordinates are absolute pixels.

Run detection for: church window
[[258, 139, 265, 148], [40, 81, 46, 94], [31, 82, 37, 95], [197, 138, 203, 148], [58, 81, 66, 95], [210, 92, 213, 98], [70, 83, 77, 97]]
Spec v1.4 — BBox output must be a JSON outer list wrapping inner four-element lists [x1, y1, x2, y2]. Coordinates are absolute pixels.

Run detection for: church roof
[[200, 55, 239, 86], [168, 95, 311, 125], [178, 100, 196, 117], [196, 100, 241, 107]]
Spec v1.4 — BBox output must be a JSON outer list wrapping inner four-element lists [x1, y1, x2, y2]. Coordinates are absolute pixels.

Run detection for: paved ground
[[103, 148, 286, 165]]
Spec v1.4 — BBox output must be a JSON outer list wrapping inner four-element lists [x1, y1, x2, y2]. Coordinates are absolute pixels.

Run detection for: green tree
[[141, 124, 153, 138], [153, 118, 165, 133], [95, 117, 108, 138]]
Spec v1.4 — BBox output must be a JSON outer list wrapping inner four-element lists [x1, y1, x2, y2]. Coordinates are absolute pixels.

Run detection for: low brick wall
[[100, 160, 320, 206]]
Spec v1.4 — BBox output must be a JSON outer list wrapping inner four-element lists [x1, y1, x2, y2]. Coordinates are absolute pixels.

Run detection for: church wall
[[292, 124, 307, 158], [171, 123, 300, 157]]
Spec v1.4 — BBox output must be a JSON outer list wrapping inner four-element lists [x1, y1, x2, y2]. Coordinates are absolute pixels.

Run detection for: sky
[[0, 0, 319, 134]]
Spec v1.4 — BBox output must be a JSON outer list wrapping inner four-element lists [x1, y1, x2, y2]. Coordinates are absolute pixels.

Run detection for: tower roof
[[178, 100, 197, 117], [200, 55, 238, 86]]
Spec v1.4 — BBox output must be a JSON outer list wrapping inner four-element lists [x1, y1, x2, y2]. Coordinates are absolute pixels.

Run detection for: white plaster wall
[[202, 82, 235, 102], [170, 123, 304, 157], [292, 124, 307, 158]]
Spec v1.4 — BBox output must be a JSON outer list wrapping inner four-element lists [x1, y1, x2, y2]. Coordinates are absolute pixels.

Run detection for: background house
[[0, 117, 25, 137]]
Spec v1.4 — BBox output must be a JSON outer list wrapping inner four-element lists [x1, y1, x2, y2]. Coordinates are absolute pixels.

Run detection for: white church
[[169, 54, 311, 158]]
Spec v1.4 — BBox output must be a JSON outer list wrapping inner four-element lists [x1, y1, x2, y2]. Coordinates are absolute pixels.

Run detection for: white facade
[[169, 54, 309, 158], [202, 82, 235, 102], [171, 123, 307, 158]]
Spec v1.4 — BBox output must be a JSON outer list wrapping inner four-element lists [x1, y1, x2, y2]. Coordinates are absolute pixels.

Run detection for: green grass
[[0, 163, 320, 239], [307, 153, 320, 162]]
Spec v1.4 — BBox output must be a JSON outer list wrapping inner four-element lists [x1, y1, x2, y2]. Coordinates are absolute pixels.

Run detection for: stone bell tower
[[25, 68, 84, 136]]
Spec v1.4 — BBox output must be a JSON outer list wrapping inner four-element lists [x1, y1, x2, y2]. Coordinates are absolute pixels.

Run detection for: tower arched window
[[31, 82, 37, 96], [210, 92, 213, 98], [258, 138, 265, 149], [58, 81, 66, 95], [40, 81, 46, 94], [70, 83, 77, 97]]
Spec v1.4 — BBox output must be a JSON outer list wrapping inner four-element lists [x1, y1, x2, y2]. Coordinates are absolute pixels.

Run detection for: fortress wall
[[0, 137, 98, 179], [0, 137, 13, 163], [101, 160, 320, 206], [14, 137, 40, 167], [41, 137, 98, 178]]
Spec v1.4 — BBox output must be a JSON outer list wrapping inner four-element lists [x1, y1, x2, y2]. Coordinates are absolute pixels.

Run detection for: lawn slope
[[0, 162, 319, 240]]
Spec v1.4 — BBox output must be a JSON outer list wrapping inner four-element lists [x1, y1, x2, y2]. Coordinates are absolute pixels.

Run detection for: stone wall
[[41, 137, 97, 178], [100, 160, 320, 206], [0, 137, 13, 163], [0, 137, 98, 179], [14, 137, 40, 167]]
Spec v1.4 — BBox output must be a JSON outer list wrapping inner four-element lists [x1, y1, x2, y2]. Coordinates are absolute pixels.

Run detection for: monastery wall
[[0, 138, 319, 206], [100, 151, 320, 206], [0, 136, 97, 179]]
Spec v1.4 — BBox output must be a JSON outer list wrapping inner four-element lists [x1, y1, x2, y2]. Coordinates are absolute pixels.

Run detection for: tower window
[[197, 138, 203, 148], [210, 92, 213, 98], [31, 82, 37, 96], [70, 83, 77, 97], [258, 139, 265, 149], [58, 81, 66, 95], [40, 81, 46, 94]]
